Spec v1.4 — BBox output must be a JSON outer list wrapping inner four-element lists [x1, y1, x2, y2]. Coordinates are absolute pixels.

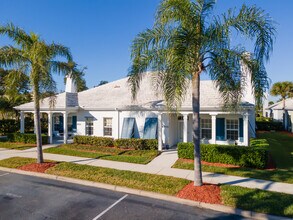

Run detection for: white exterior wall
[[75, 109, 251, 146], [273, 110, 284, 121], [76, 110, 119, 138]]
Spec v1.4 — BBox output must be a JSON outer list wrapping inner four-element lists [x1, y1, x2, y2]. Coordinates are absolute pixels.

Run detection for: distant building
[[264, 98, 293, 132]]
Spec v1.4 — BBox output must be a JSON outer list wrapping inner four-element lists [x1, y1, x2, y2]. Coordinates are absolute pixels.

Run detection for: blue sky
[[0, 0, 292, 96]]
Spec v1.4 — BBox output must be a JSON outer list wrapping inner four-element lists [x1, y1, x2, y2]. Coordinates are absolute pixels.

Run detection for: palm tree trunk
[[33, 88, 43, 163], [192, 72, 203, 186]]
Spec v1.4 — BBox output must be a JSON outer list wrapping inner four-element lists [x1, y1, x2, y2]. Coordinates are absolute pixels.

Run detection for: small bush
[[114, 138, 158, 150], [178, 142, 268, 169], [250, 139, 269, 148], [0, 119, 19, 134], [73, 135, 114, 147], [6, 133, 48, 144], [256, 121, 283, 131]]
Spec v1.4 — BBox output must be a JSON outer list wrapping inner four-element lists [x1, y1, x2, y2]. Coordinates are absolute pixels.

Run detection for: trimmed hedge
[[114, 138, 158, 150], [6, 133, 48, 144], [73, 135, 114, 147], [73, 135, 158, 150], [256, 121, 283, 131], [177, 142, 268, 169]]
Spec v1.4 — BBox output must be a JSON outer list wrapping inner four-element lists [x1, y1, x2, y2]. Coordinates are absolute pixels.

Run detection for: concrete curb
[[0, 167, 290, 220]]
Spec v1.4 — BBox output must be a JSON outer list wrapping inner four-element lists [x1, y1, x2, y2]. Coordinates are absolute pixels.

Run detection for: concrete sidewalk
[[1, 146, 293, 195]]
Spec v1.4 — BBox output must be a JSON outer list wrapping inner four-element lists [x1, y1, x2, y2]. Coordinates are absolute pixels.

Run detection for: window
[[104, 118, 112, 136], [226, 119, 238, 140], [201, 118, 212, 139], [85, 117, 94, 136]]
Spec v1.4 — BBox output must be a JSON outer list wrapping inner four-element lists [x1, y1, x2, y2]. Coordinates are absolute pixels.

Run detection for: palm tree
[[128, 0, 276, 186], [270, 81, 293, 109], [0, 23, 72, 163]]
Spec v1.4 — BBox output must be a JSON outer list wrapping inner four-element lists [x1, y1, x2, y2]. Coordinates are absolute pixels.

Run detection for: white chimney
[[65, 74, 77, 93], [241, 53, 255, 105]]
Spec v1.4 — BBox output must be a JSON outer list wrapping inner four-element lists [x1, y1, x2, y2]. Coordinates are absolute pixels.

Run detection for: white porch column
[[20, 111, 25, 133], [48, 112, 53, 144], [210, 113, 217, 144], [63, 112, 68, 144], [158, 113, 163, 151], [183, 113, 188, 143], [243, 112, 249, 146]]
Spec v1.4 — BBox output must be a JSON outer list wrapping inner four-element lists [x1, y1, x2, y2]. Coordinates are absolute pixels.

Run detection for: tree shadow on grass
[[222, 185, 293, 218]]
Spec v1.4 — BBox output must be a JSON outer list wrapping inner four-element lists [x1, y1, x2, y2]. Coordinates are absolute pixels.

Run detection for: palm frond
[[48, 43, 73, 61], [0, 23, 33, 48]]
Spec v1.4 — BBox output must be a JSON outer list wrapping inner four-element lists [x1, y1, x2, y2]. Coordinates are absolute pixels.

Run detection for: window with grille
[[104, 118, 112, 136], [201, 118, 212, 139], [85, 117, 94, 136], [226, 119, 238, 140]]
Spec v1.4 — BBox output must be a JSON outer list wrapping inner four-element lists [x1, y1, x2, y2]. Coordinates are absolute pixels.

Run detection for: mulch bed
[[19, 162, 57, 173], [177, 182, 222, 204], [280, 131, 293, 137], [180, 158, 240, 168]]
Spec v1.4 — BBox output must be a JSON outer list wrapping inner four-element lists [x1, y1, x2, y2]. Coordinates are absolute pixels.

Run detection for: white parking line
[[92, 194, 128, 220], [0, 173, 9, 177]]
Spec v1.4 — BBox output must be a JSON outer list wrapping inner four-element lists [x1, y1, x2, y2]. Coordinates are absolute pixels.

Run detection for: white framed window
[[103, 118, 112, 136], [226, 119, 238, 140], [85, 117, 94, 136], [201, 118, 212, 139]]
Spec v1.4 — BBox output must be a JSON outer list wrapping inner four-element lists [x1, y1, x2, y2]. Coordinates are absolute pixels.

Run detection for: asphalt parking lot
[[0, 170, 246, 220]]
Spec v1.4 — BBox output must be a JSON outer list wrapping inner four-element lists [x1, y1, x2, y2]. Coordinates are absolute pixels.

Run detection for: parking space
[[0, 171, 245, 220]]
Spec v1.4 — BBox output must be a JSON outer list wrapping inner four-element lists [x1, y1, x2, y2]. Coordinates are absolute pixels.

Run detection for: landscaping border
[[0, 166, 289, 220]]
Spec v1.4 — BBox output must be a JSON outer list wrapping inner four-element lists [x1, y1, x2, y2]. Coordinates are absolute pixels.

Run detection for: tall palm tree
[[270, 81, 293, 109], [128, 0, 276, 186], [0, 23, 72, 163]]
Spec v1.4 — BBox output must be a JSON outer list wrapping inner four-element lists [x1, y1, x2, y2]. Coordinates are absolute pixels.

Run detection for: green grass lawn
[[257, 132, 293, 170], [173, 159, 293, 184], [44, 144, 159, 164], [0, 142, 36, 150], [0, 156, 292, 217], [221, 185, 293, 218]]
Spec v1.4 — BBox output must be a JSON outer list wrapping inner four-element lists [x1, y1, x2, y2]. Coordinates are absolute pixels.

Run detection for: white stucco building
[[264, 98, 293, 132], [15, 71, 256, 150]]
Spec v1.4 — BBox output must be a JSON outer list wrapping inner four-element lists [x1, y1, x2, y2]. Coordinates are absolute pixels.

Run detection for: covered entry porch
[[157, 111, 250, 150], [19, 109, 78, 144]]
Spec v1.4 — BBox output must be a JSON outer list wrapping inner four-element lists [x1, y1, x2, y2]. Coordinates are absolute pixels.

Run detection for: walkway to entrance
[[0, 145, 292, 195]]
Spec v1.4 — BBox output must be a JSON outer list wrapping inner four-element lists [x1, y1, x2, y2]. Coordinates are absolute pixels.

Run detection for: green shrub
[[73, 135, 114, 147], [177, 142, 194, 159], [73, 136, 158, 150], [0, 119, 19, 134], [114, 138, 158, 150], [177, 142, 268, 169], [6, 133, 48, 144], [256, 116, 272, 122], [250, 138, 269, 148], [256, 121, 283, 131]]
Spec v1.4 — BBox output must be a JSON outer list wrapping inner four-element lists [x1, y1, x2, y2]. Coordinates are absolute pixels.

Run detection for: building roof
[[15, 73, 252, 112], [266, 98, 293, 111]]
